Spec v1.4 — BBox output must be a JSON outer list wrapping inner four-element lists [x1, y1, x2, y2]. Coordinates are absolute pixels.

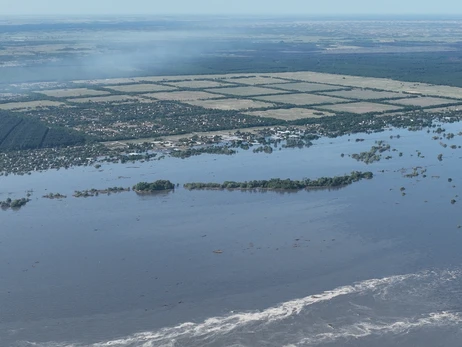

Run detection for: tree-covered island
[[0, 197, 30, 210], [133, 180, 175, 192], [183, 171, 373, 191]]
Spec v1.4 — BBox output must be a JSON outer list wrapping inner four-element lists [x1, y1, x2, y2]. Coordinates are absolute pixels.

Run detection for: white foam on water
[[88, 272, 426, 347], [22, 269, 460, 347], [294, 311, 462, 346]]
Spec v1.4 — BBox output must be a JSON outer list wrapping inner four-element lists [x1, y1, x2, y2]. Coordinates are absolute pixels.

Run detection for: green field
[[0, 113, 84, 150]]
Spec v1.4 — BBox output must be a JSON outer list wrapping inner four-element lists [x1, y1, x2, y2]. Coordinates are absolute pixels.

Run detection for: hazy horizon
[[2, 0, 462, 16]]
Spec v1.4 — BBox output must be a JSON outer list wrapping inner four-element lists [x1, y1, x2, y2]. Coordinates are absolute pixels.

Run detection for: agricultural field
[[266, 82, 347, 93], [254, 93, 345, 106], [384, 96, 462, 107], [104, 84, 176, 93], [185, 98, 274, 110], [222, 76, 289, 85], [317, 101, 403, 114], [164, 80, 233, 89], [69, 95, 147, 104], [422, 105, 462, 113], [205, 86, 289, 97], [4, 70, 462, 152], [0, 100, 65, 110], [244, 108, 335, 120], [37, 88, 110, 98], [322, 89, 408, 100], [142, 91, 224, 101], [267, 71, 462, 99]]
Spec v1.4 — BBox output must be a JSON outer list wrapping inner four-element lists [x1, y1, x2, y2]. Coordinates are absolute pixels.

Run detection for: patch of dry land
[[323, 88, 408, 100], [254, 93, 345, 106], [317, 102, 403, 114], [69, 95, 148, 103], [0, 100, 65, 110], [422, 105, 462, 113], [141, 91, 224, 101], [384, 96, 462, 107], [185, 98, 274, 110], [163, 80, 234, 89], [266, 71, 462, 99], [265, 82, 346, 93], [222, 76, 289, 85], [206, 86, 288, 97], [69, 72, 462, 101], [104, 84, 176, 93], [244, 108, 334, 120], [37, 88, 110, 98]]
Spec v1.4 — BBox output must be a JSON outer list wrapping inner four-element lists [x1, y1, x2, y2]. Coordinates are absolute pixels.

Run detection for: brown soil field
[[0, 100, 65, 110], [222, 76, 289, 85], [105, 84, 176, 93], [141, 91, 224, 101], [384, 96, 462, 107], [264, 82, 347, 93], [322, 88, 408, 100], [244, 108, 335, 120], [163, 80, 234, 89], [206, 86, 289, 97], [317, 101, 403, 114], [37, 88, 110, 98], [254, 93, 345, 106], [185, 98, 274, 110], [69, 95, 147, 103]]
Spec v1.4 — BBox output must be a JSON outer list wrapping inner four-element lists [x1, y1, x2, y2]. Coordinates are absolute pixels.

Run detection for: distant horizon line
[[2, 13, 462, 18]]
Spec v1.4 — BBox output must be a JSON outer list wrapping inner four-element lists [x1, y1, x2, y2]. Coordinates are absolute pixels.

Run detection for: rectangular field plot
[[422, 105, 462, 113], [37, 88, 110, 98], [185, 98, 274, 110], [0, 100, 65, 110], [141, 91, 224, 101], [206, 86, 288, 97], [267, 72, 462, 99], [164, 80, 233, 89], [69, 95, 146, 103], [317, 102, 402, 114], [384, 96, 462, 107], [244, 108, 334, 120], [265, 82, 347, 93], [223, 76, 289, 85], [105, 84, 176, 93], [254, 93, 345, 106], [323, 89, 407, 100]]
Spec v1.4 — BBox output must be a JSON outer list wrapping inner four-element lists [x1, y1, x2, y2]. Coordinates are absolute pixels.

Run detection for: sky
[[2, 0, 462, 16]]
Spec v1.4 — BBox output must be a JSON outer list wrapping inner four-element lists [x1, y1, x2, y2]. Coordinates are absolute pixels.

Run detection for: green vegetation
[[133, 180, 175, 192], [183, 171, 373, 191], [74, 187, 130, 197], [43, 193, 67, 199], [0, 197, 30, 209], [0, 112, 84, 150], [170, 146, 236, 159], [253, 145, 273, 154], [351, 141, 391, 164]]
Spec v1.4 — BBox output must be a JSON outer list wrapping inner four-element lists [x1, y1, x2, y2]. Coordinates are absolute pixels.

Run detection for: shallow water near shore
[[1, 124, 462, 346]]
